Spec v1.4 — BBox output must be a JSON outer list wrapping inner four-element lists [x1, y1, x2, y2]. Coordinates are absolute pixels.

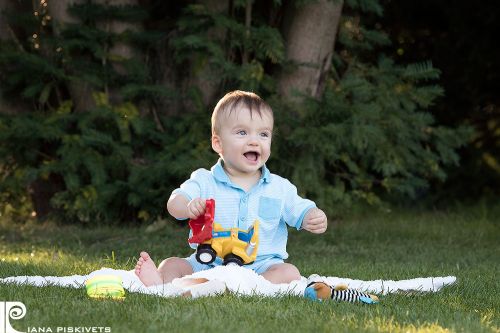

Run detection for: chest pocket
[[258, 196, 282, 220]]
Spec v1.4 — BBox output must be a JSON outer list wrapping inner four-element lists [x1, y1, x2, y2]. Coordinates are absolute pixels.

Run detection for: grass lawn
[[0, 205, 499, 333]]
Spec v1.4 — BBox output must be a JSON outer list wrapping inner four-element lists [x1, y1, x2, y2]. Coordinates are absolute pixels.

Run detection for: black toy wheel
[[196, 244, 216, 264], [223, 254, 243, 266]]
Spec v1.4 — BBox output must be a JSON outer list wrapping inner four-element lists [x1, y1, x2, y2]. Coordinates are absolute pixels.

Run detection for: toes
[[135, 253, 147, 270], [140, 251, 150, 260], [135, 259, 143, 268]]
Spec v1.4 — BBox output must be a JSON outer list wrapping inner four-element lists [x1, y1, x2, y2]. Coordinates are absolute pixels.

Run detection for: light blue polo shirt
[[172, 159, 316, 261]]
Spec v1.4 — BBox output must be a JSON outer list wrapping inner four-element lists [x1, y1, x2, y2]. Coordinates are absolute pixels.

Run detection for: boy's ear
[[211, 135, 222, 154]]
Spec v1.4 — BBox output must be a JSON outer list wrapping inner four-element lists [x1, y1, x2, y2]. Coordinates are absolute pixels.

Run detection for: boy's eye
[[260, 132, 270, 138], [237, 130, 247, 135]]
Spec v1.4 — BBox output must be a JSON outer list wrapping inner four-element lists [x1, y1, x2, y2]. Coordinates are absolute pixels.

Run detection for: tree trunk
[[49, 0, 142, 109], [48, 0, 96, 113], [0, 0, 12, 40], [29, 175, 65, 221], [99, 0, 139, 69], [96, 0, 141, 105], [0, 0, 31, 115], [182, 0, 229, 111], [279, 0, 343, 100]]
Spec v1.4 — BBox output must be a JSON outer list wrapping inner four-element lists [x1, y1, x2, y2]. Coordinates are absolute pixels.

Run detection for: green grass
[[1, 205, 499, 333]]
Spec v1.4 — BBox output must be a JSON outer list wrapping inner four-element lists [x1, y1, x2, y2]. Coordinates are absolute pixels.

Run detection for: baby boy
[[135, 90, 327, 286]]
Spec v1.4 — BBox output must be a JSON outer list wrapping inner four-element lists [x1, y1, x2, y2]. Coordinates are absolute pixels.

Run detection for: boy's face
[[212, 107, 273, 176]]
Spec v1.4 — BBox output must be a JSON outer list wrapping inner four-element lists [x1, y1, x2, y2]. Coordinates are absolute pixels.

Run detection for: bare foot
[[135, 251, 163, 286]]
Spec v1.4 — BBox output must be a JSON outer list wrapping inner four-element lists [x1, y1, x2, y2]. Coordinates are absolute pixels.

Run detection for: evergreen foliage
[[171, 1, 284, 93], [381, 1, 500, 199], [0, 0, 469, 223], [271, 57, 470, 210], [269, 2, 470, 212]]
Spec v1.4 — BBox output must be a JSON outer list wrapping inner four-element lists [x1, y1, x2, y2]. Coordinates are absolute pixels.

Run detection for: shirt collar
[[211, 159, 271, 185]]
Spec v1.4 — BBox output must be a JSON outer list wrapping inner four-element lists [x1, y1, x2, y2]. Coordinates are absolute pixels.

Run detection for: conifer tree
[[0, 0, 470, 223]]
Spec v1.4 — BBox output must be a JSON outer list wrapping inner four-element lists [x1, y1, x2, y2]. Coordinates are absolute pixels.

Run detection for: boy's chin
[[240, 163, 264, 173], [223, 160, 261, 173]]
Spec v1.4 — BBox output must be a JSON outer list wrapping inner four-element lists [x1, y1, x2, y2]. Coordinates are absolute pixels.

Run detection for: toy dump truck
[[188, 199, 259, 266]]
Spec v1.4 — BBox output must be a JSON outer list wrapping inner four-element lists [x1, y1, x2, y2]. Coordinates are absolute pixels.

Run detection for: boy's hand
[[187, 198, 206, 219], [302, 208, 327, 234]]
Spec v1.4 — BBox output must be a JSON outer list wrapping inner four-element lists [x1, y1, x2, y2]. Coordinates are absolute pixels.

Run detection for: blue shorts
[[185, 253, 284, 274]]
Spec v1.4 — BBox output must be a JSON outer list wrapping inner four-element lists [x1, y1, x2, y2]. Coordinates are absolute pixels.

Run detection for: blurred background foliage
[[0, 0, 494, 224], [380, 0, 500, 202]]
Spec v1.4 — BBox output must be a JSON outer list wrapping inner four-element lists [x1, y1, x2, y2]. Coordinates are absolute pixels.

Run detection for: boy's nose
[[247, 135, 259, 146]]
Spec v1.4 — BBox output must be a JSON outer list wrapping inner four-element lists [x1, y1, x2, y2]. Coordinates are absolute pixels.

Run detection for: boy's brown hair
[[211, 90, 273, 135]]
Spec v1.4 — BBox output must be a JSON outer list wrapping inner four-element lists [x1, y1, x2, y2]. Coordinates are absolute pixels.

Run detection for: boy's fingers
[[196, 206, 204, 215], [188, 203, 203, 219], [311, 227, 327, 234], [307, 217, 327, 225], [189, 207, 198, 217], [304, 222, 321, 230], [304, 210, 327, 233], [306, 224, 325, 231], [195, 200, 204, 210], [188, 199, 206, 218], [309, 212, 326, 220], [305, 222, 319, 229], [306, 221, 327, 231], [306, 227, 325, 234]]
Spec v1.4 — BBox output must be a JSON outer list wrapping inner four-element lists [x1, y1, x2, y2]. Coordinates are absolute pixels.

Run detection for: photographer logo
[[1, 301, 26, 333]]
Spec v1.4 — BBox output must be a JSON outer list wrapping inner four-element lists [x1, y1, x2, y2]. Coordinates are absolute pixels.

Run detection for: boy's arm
[[301, 207, 328, 234], [167, 194, 206, 220]]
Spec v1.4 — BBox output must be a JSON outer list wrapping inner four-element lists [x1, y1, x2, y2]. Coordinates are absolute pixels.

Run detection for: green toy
[[85, 275, 125, 300]]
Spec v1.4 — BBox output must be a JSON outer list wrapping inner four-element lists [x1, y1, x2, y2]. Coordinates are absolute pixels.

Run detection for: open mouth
[[243, 151, 260, 162]]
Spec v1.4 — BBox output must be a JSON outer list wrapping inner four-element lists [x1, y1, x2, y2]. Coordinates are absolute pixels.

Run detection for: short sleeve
[[171, 168, 208, 202], [281, 180, 316, 230]]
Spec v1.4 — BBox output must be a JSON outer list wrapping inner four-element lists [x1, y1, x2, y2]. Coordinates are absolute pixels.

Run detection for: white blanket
[[0, 266, 456, 299]]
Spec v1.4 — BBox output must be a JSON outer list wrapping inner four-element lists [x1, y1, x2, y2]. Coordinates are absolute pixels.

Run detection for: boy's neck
[[222, 161, 262, 192]]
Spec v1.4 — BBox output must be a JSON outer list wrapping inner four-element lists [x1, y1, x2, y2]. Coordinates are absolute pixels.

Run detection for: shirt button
[[242, 197, 247, 203]]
